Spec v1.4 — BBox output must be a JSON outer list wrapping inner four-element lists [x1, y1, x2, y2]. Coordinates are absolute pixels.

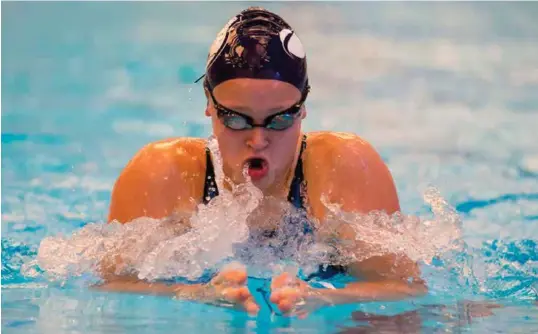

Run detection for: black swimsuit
[[203, 136, 306, 208], [202, 135, 346, 281]]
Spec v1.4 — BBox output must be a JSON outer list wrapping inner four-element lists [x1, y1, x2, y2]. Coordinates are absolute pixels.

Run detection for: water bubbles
[[27, 135, 536, 304], [242, 162, 252, 183], [32, 179, 468, 289]]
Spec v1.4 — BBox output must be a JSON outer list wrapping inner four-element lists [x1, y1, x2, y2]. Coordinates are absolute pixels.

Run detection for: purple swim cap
[[199, 7, 309, 93]]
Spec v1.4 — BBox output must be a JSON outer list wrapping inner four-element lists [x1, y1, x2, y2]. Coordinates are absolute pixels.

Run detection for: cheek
[[215, 129, 244, 162], [270, 128, 301, 164]]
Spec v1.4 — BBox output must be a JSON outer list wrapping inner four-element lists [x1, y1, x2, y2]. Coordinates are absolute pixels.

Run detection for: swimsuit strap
[[202, 148, 219, 204], [202, 135, 307, 208], [287, 134, 307, 209], [201, 136, 345, 282]]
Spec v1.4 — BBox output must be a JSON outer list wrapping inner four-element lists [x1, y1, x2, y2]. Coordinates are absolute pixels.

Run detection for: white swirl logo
[[279, 28, 305, 59]]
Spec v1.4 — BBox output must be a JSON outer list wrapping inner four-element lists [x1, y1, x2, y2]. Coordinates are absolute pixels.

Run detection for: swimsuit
[[199, 135, 352, 315], [202, 135, 347, 280]]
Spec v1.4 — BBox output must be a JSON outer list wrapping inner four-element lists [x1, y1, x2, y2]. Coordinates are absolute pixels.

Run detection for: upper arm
[[331, 138, 400, 214], [347, 253, 423, 283], [307, 133, 400, 218], [108, 140, 204, 224], [306, 134, 421, 281]]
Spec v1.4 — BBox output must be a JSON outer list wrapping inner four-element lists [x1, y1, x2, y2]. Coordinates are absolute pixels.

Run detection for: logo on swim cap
[[207, 15, 240, 69], [279, 29, 305, 59], [202, 8, 309, 92]]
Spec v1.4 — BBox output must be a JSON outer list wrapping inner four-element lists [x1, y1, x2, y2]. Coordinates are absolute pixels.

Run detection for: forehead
[[212, 78, 301, 113]]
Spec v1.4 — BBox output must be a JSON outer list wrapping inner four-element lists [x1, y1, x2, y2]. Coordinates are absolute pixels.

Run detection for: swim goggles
[[206, 84, 310, 131]]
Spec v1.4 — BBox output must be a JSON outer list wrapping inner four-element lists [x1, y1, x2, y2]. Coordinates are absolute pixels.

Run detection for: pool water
[[2, 2, 538, 333]]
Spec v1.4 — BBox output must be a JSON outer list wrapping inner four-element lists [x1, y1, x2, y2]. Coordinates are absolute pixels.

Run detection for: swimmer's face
[[206, 78, 306, 192]]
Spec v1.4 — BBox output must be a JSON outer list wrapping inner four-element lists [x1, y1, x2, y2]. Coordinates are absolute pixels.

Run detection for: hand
[[201, 267, 260, 316], [269, 272, 325, 318]]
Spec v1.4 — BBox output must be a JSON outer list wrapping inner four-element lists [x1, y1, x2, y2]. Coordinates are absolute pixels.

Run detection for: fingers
[[222, 286, 250, 302], [276, 299, 295, 313], [221, 287, 259, 315], [270, 286, 301, 303], [242, 296, 260, 316], [212, 269, 248, 286], [275, 295, 310, 317], [270, 275, 315, 318], [216, 281, 260, 316], [213, 269, 317, 318], [270, 286, 306, 316], [270, 272, 294, 290]]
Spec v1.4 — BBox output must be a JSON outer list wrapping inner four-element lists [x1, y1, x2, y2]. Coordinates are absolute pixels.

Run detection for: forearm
[[94, 278, 181, 296], [93, 278, 213, 301], [313, 280, 428, 305], [96, 213, 197, 297]]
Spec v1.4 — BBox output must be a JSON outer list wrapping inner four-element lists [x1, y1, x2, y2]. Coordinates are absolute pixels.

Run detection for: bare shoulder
[[303, 131, 400, 217], [307, 131, 383, 162], [124, 137, 207, 172], [108, 137, 207, 223]]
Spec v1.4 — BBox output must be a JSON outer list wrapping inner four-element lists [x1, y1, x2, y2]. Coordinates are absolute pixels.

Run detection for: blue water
[[2, 2, 538, 333]]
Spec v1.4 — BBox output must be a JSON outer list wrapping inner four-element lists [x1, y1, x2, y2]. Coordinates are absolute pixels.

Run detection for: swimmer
[[98, 7, 428, 317]]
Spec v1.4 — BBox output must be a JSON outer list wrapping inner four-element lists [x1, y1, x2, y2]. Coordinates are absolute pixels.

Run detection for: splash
[[314, 187, 464, 266], [33, 187, 467, 290], [29, 135, 536, 303], [470, 239, 538, 300], [35, 136, 265, 283]]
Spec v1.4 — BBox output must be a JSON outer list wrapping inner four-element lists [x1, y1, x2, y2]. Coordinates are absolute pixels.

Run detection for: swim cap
[[200, 7, 309, 93]]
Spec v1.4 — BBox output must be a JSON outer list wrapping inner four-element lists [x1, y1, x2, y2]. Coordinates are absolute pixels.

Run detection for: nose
[[246, 127, 269, 151]]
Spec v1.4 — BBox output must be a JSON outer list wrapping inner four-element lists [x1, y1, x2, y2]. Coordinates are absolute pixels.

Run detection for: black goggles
[[206, 84, 310, 131]]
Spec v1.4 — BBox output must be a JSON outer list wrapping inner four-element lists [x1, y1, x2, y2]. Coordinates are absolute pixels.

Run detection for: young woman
[[100, 7, 427, 317]]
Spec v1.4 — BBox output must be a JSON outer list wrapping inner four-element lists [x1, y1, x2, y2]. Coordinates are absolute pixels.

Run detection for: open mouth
[[248, 158, 265, 169], [245, 157, 269, 180]]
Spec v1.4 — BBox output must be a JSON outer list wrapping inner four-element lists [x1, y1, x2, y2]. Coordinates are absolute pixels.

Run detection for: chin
[[250, 178, 269, 189], [251, 172, 276, 191]]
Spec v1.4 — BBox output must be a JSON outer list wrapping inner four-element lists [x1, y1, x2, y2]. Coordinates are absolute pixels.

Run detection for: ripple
[[456, 193, 538, 214]]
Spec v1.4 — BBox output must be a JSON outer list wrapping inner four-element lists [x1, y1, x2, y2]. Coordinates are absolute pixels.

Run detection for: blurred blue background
[[3, 1, 537, 244], [2, 2, 538, 333]]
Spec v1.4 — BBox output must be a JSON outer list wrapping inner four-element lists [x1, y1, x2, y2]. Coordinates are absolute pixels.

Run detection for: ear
[[204, 89, 211, 117], [300, 107, 307, 120]]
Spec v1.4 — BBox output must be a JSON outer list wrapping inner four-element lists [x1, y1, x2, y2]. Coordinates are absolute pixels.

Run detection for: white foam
[[32, 136, 465, 285]]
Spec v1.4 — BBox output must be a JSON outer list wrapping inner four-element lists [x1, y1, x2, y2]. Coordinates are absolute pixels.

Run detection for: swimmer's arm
[[309, 135, 427, 303], [307, 134, 400, 222], [312, 279, 427, 304], [93, 270, 261, 315], [108, 140, 200, 224], [98, 140, 225, 301], [93, 277, 205, 298], [92, 278, 221, 304], [93, 277, 250, 307], [94, 255, 213, 302], [95, 250, 211, 302], [101, 141, 203, 291], [311, 255, 428, 305]]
